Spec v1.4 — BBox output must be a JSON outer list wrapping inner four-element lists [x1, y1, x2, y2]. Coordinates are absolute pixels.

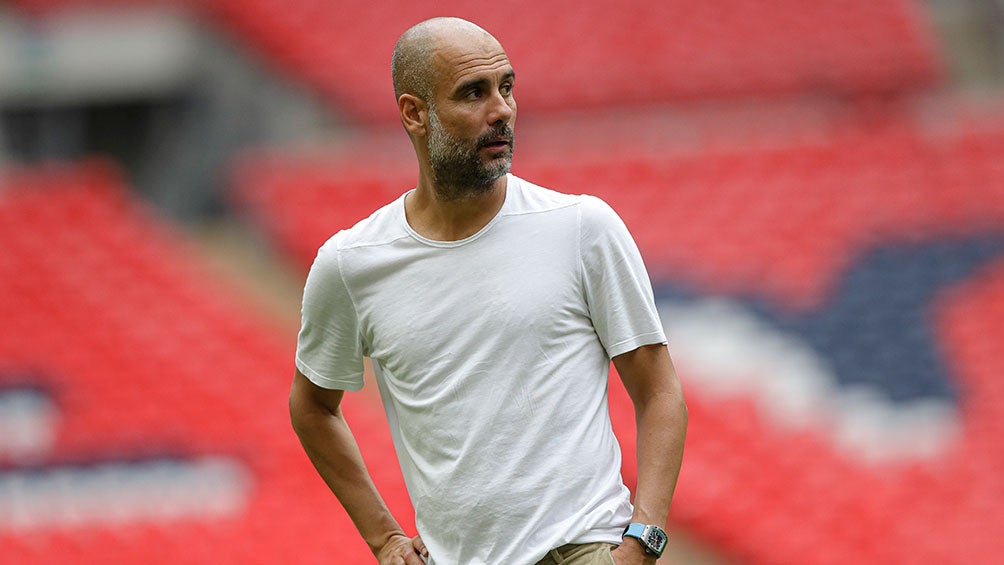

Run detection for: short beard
[[427, 106, 513, 201]]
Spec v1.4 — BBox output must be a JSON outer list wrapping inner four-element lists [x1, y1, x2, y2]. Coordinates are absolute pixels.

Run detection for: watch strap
[[622, 522, 668, 558], [623, 523, 647, 539]]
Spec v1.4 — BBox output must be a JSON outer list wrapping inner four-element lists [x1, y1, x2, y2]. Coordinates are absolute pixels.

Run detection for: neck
[[406, 174, 508, 241]]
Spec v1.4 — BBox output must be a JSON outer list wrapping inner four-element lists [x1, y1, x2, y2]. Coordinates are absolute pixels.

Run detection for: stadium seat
[[229, 105, 1004, 563], [9, 0, 945, 122], [4, 0, 1003, 562], [0, 161, 410, 564]]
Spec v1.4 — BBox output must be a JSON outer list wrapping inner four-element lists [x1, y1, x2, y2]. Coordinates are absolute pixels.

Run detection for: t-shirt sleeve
[[579, 195, 667, 359], [295, 237, 366, 391]]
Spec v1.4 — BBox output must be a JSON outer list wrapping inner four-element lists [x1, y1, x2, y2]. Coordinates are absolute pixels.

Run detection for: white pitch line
[[0, 388, 252, 531], [0, 456, 252, 531], [659, 298, 960, 463]]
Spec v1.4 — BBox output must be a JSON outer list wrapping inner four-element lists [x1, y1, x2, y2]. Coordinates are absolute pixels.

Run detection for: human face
[[426, 40, 516, 199], [427, 102, 514, 199]]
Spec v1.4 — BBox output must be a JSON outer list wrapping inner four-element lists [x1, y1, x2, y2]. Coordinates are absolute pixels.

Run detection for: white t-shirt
[[296, 174, 666, 565]]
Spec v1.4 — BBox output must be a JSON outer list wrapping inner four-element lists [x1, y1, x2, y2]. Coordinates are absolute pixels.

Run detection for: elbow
[[289, 371, 343, 437], [636, 386, 688, 435], [289, 393, 326, 443], [675, 379, 689, 425], [288, 379, 316, 439], [677, 393, 689, 433], [661, 383, 688, 437], [289, 388, 307, 437]]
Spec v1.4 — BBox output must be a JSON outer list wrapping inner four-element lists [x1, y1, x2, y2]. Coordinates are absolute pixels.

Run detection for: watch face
[[645, 527, 668, 554]]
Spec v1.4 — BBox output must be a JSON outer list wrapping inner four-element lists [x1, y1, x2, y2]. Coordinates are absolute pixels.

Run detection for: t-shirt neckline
[[400, 174, 514, 248]]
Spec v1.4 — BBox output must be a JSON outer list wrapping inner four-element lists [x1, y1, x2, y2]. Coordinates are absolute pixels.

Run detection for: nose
[[487, 89, 515, 127]]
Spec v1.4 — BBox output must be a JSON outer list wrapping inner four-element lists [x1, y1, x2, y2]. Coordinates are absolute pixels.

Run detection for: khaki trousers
[[534, 542, 617, 565]]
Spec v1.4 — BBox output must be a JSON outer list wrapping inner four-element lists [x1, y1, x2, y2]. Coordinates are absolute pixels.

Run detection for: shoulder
[[576, 193, 621, 225], [505, 175, 626, 237], [315, 192, 410, 257], [306, 193, 410, 285], [505, 175, 586, 215], [509, 175, 618, 216]]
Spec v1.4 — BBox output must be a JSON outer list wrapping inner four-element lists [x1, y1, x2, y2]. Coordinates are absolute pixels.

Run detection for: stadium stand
[[230, 105, 1004, 284], [9, 0, 945, 122], [4, 0, 1004, 563], [208, 0, 946, 122], [0, 161, 414, 563], [230, 107, 1004, 563]]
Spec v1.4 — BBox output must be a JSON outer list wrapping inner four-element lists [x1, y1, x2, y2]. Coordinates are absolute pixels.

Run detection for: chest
[[348, 218, 588, 374]]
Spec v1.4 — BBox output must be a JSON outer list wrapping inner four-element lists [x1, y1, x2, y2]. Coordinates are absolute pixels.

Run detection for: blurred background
[[2, 1, 1004, 563]]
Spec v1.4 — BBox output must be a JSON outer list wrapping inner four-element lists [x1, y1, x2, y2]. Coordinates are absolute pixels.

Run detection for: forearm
[[612, 344, 689, 528], [291, 399, 405, 554], [631, 389, 688, 526]]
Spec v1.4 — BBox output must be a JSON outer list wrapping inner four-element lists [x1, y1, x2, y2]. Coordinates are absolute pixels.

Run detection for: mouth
[[480, 138, 513, 152]]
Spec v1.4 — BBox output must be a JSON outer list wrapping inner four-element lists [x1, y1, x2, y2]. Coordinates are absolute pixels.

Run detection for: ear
[[399, 94, 428, 137]]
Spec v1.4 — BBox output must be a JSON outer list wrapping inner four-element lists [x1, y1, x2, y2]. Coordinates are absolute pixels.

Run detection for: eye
[[465, 87, 482, 100], [500, 83, 513, 97]]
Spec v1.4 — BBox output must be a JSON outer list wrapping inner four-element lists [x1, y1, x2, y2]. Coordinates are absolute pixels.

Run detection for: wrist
[[622, 522, 668, 559], [618, 536, 649, 556], [615, 538, 658, 565], [367, 529, 409, 556]]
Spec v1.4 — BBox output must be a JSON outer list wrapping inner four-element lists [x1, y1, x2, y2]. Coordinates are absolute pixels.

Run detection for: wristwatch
[[622, 523, 668, 557]]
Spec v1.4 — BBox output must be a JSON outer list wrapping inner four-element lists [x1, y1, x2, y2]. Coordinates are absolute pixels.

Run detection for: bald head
[[391, 17, 503, 104]]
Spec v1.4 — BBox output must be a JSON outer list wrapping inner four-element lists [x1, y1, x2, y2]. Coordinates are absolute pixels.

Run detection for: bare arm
[[611, 344, 688, 564], [289, 369, 427, 564]]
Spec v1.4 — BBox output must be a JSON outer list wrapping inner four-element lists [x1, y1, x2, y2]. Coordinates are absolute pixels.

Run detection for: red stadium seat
[[229, 104, 1004, 564], [0, 161, 409, 564], [8, 0, 945, 122], [4, 0, 1002, 562]]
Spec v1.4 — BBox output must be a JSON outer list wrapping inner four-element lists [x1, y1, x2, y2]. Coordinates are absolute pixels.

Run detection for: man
[[289, 17, 687, 565]]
